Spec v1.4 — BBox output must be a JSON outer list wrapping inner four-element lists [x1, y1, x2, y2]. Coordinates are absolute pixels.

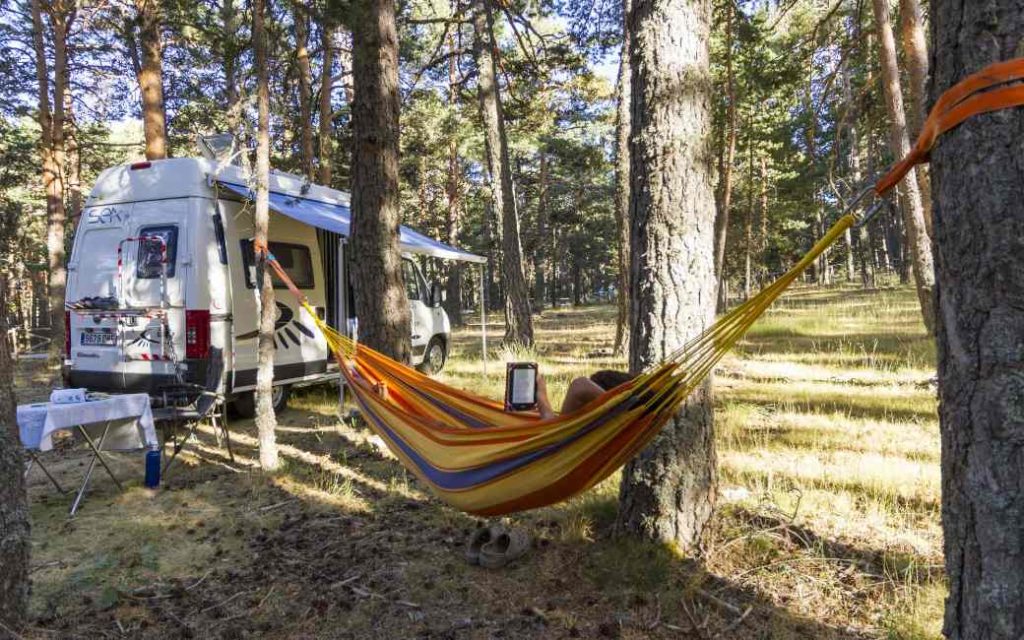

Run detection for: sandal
[[479, 528, 532, 569], [465, 525, 504, 565]]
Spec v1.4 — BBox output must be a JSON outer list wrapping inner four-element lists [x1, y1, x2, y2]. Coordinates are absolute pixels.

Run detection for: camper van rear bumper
[[68, 359, 209, 394]]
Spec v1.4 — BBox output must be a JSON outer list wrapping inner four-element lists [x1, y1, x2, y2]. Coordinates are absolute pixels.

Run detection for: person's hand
[[536, 373, 555, 420]]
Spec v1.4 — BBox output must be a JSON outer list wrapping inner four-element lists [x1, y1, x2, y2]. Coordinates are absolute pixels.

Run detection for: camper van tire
[[418, 336, 448, 375], [231, 385, 289, 419]]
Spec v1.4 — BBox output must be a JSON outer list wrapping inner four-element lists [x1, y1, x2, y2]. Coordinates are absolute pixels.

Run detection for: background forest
[[0, 0, 928, 344]]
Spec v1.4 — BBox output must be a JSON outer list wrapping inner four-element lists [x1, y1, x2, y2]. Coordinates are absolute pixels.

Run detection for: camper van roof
[[84, 157, 485, 265]]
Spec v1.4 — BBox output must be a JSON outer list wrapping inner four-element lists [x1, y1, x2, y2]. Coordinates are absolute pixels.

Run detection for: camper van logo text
[[86, 207, 130, 225]]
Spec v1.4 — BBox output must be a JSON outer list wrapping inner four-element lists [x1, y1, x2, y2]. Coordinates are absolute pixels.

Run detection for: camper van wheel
[[231, 385, 290, 418], [419, 336, 447, 375]]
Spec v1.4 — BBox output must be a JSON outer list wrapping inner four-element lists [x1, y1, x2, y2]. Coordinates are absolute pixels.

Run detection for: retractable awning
[[217, 180, 486, 264]]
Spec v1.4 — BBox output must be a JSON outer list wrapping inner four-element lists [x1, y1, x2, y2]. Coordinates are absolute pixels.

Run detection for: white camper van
[[63, 157, 484, 416]]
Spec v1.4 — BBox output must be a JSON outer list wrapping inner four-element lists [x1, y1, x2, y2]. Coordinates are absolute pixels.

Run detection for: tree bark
[[758, 156, 769, 286], [743, 133, 754, 300], [318, 24, 336, 185], [803, 82, 830, 286], [612, 0, 632, 357], [533, 149, 548, 312], [444, 38, 463, 326], [713, 0, 736, 312], [253, 0, 279, 471], [472, 1, 533, 346], [65, 94, 82, 227], [0, 275, 30, 632], [135, 0, 168, 160], [840, 54, 858, 283], [293, 2, 315, 180], [898, 0, 933, 236], [221, 0, 240, 124], [848, 121, 874, 288], [616, 0, 717, 552], [871, 0, 935, 332], [32, 0, 70, 366], [349, 0, 411, 362], [931, 2, 1024, 637]]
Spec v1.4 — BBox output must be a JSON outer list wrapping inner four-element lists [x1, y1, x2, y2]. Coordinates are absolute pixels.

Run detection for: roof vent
[[198, 133, 244, 166]]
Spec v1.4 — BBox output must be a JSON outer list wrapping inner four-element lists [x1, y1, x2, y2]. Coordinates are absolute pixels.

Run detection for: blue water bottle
[[144, 447, 161, 488]]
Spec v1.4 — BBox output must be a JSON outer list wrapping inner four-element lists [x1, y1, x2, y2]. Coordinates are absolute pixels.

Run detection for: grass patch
[[21, 284, 946, 638]]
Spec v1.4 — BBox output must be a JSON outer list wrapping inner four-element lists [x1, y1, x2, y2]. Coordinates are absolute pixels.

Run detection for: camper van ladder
[[116, 235, 174, 363]]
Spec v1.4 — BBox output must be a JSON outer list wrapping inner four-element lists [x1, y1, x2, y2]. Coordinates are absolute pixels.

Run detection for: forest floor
[[17, 283, 944, 639]]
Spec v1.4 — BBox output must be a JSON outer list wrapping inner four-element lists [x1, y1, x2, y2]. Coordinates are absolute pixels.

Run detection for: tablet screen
[[511, 367, 536, 405]]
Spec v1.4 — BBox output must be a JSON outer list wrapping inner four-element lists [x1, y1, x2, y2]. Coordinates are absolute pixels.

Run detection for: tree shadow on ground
[[25, 403, 888, 639], [719, 386, 936, 423]]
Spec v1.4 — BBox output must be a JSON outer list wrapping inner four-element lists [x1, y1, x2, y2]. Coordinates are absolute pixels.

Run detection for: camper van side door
[[402, 259, 432, 356]]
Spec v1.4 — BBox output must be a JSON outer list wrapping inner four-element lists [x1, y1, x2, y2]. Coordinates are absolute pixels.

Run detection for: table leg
[[26, 451, 66, 494], [69, 422, 123, 516], [78, 422, 125, 491]]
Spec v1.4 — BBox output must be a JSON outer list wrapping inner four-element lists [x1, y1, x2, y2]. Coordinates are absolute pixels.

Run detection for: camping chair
[[153, 347, 234, 478]]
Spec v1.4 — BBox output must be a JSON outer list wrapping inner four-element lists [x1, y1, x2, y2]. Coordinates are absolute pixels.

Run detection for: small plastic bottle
[[144, 446, 161, 488]]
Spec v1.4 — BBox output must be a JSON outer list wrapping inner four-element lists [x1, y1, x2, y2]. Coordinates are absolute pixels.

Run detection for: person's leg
[[560, 377, 606, 414]]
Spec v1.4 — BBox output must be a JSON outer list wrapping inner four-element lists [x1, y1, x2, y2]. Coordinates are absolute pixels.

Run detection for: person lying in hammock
[[536, 369, 635, 420]]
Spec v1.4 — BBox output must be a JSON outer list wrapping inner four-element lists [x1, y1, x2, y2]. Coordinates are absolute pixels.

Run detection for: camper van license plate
[[81, 330, 116, 346]]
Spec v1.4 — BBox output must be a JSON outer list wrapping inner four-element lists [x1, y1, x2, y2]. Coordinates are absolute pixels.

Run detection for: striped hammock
[[264, 58, 1024, 516], [279, 217, 853, 515]]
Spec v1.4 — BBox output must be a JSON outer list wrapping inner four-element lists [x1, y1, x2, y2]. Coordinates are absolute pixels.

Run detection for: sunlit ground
[[19, 283, 943, 639]]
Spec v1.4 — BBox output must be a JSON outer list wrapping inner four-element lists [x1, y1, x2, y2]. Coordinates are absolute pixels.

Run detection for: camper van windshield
[[241, 240, 314, 289], [136, 226, 178, 278]]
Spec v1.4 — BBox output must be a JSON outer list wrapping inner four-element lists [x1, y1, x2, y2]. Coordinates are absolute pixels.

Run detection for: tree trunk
[[0, 275, 30, 632], [871, 0, 935, 332], [293, 2, 315, 180], [931, 3, 1024, 637], [616, 0, 717, 552], [803, 82, 831, 287], [65, 94, 82, 228], [135, 0, 168, 160], [743, 135, 754, 300], [713, 0, 737, 312], [220, 0, 248, 168], [898, 0, 933, 236], [612, 0, 632, 356], [533, 150, 548, 312], [848, 124, 874, 288], [319, 24, 336, 186], [758, 156, 769, 285], [253, 0, 279, 471], [349, 0, 411, 362], [444, 40, 463, 326], [840, 60, 857, 283], [32, 0, 70, 366], [473, 2, 533, 347]]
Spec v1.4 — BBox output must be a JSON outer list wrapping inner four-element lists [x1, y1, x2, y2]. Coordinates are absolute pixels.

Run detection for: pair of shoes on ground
[[465, 525, 531, 568]]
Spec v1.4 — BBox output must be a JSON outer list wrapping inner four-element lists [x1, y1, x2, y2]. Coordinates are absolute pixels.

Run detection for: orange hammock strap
[[875, 57, 1024, 195]]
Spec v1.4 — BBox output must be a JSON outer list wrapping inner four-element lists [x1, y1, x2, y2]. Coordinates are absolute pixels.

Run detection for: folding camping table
[[17, 394, 158, 515]]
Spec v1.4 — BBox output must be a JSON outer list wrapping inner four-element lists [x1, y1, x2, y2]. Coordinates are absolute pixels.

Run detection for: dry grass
[[19, 283, 944, 639]]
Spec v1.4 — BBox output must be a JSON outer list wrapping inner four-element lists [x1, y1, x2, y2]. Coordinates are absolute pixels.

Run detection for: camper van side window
[[212, 213, 229, 265], [136, 226, 178, 279], [240, 240, 315, 289]]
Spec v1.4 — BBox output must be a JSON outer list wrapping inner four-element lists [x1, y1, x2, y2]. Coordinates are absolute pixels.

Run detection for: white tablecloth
[[17, 394, 157, 452]]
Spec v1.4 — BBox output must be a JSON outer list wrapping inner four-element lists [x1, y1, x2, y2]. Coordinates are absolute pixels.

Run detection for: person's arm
[[536, 374, 556, 420]]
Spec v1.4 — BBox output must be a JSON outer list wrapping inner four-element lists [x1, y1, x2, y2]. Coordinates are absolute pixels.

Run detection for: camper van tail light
[[64, 311, 71, 357], [130, 161, 152, 171], [185, 310, 211, 358]]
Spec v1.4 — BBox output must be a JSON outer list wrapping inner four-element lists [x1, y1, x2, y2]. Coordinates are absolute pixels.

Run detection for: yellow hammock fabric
[[263, 57, 1024, 516]]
